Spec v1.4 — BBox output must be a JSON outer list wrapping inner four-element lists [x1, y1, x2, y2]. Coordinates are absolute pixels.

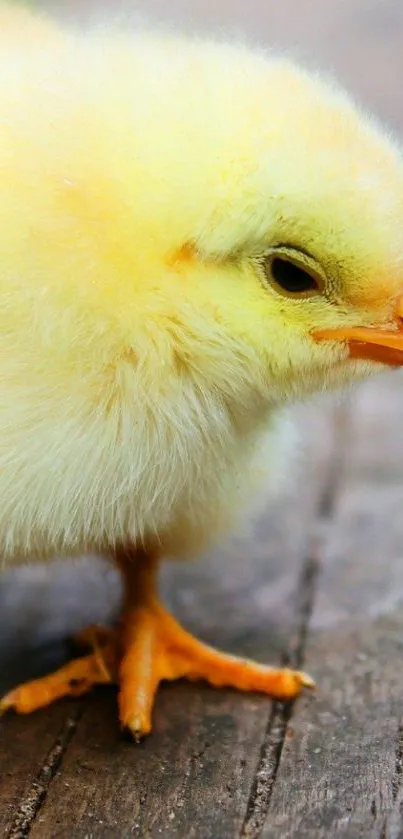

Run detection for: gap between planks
[[5, 706, 82, 839], [241, 398, 351, 839]]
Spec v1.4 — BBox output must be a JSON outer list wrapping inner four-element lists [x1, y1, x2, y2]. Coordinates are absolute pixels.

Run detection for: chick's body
[[2, 5, 403, 737], [0, 24, 304, 562]]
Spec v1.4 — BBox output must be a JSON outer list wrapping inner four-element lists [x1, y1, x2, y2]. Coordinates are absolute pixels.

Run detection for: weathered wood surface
[[1, 1, 403, 837]]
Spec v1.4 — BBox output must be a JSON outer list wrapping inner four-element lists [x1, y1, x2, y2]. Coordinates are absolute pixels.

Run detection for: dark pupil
[[271, 257, 317, 293]]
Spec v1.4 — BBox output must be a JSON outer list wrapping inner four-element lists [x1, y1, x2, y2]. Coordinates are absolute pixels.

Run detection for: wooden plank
[[256, 372, 403, 839], [0, 703, 81, 838], [24, 404, 337, 838]]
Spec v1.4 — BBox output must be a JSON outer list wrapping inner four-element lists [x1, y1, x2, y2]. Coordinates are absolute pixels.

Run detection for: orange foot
[[0, 553, 314, 740]]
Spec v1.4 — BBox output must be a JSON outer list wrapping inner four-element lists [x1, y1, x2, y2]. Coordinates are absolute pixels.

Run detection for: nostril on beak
[[394, 293, 403, 330]]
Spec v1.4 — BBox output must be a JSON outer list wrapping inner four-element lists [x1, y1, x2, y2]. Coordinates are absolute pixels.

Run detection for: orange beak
[[311, 293, 403, 367]]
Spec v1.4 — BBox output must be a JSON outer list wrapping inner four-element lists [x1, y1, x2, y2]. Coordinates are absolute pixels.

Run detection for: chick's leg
[[117, 551, 315, 741], [0, 552, 314, 734]]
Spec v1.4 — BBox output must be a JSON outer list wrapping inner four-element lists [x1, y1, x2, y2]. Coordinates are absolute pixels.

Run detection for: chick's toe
[[0, 626, 118, 715]]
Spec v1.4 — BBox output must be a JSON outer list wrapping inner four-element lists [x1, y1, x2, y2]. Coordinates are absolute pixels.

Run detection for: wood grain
[[0, 704, 81, 838]]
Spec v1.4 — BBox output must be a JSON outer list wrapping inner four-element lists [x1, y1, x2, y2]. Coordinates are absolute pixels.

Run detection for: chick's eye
[[271, 257, 318, 294], [259, 247, 325, 299]]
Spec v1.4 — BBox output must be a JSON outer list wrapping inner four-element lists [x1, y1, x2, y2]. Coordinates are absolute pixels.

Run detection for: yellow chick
[[1, 4, 403, 741]]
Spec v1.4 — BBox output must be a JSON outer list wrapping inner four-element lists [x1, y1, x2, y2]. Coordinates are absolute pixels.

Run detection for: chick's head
[[108, 38, 403, 410]]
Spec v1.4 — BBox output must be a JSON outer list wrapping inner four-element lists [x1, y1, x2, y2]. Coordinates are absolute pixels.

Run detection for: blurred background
[[1, 0, 403, 694], [37, 0, 403, 132]]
